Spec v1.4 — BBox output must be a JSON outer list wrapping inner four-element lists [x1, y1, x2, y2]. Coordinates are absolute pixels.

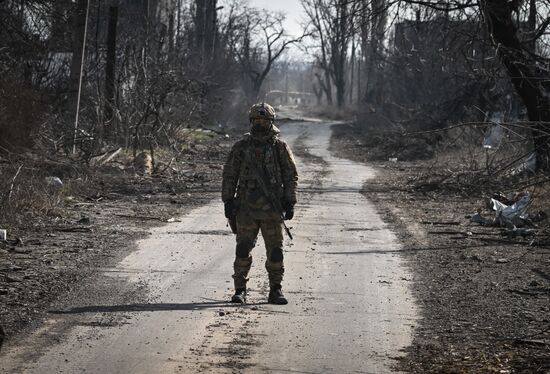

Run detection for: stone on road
[[0, 120, 417, 374]]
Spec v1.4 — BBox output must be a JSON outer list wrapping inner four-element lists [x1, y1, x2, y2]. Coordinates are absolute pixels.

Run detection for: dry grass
[[0, 161, 78, 230], [0, 128, 230, 233]]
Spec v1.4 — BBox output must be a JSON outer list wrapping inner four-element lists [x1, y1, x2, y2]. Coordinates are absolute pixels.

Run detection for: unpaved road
[[1, 120, 417, 373]]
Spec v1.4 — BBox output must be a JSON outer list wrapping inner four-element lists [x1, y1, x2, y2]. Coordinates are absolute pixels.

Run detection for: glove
[[283, 201, 294, 220], [224, 200, 235, 219]]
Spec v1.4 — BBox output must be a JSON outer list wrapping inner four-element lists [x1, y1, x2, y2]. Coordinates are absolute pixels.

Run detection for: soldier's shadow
[[49, 299, 269, 314]]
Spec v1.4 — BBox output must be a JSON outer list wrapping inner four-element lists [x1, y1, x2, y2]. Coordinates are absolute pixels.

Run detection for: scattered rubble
[[469, 191, 547, 227]]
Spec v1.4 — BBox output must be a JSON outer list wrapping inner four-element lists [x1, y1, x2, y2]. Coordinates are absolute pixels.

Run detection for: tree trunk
[[363, 0, 387, 108], [195, 0, 218, 65], [356, 56, 361, 106], [349, 37, 356, 104], [333, 0, 348, 109], [104, 5, 118, 142], [324, 69, 333, 105], [527, 0, 536, 53], [481, 0, 550, 170], [51, 0, 72, 49], [285, 69, 289, 104]]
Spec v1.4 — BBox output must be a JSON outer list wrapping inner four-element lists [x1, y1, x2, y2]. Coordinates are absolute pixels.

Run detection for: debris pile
[[468, 191, 548, 240]]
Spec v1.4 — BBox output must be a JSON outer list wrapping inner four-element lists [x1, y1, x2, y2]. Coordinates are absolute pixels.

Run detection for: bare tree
[[302, 0, 359, 108], [361, 0, 388, 107], [234, 9, 306, 103], [303, 0, 334, 105]]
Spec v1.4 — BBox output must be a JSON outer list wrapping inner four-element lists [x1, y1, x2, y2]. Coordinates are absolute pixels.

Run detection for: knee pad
[[270, 247, 284, 262], [236, 240, 254, 258]]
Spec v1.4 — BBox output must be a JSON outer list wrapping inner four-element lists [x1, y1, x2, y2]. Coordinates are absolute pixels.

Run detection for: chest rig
[[237, 136, 284, 210]]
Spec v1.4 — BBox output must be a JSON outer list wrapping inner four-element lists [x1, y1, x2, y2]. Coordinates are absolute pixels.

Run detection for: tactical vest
[[236, 136, 285, 212]]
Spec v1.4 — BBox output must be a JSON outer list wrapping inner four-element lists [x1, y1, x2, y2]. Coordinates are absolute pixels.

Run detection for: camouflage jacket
[[222, 125, 298, 215]]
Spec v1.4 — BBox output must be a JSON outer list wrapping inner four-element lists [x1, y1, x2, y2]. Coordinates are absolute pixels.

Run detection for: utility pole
[[68, 0, 90, 154]]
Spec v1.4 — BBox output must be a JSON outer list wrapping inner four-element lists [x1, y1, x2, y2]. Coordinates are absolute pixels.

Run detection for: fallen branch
[[508, 289, 539, 296], [513, 339, 550, 347], [7, 165, 23, 203], [476, 237, 530, 245], [55, 227, 93, 233], [89, 148, 123, 167], [114, 214, 163, 221], [428, 230, 471, 235], [421, 221, 461, 225], [99, 148, 122, 166]]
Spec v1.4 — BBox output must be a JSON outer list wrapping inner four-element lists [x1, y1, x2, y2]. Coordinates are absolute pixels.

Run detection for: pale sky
[[248, 0, 305, 37]]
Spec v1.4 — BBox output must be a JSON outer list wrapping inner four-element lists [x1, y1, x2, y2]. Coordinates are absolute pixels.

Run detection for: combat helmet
[[249, 102, 276, 122]]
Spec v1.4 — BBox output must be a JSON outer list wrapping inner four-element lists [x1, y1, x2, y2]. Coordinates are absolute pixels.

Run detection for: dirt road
[[1, 120, 417, 373]]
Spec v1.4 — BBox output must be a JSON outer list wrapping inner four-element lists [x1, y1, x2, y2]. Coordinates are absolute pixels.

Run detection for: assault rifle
[[244, 149, 293, 240]]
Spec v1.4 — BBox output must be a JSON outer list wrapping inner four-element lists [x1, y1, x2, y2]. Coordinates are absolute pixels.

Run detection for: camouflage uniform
[[222, 125, 298, 290]]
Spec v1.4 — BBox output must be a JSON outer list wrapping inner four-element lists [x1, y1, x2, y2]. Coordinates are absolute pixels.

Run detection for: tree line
[[301, 0, 550, 170], [1, 0, 549, 170], [0, 0, 302, 158]]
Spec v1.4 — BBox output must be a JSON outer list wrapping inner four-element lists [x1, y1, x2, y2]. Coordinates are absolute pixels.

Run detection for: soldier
[[222, 103, 298, 305]]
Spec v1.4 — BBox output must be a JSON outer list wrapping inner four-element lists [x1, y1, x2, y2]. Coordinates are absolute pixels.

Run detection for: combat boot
[[268, 287, 288, 305], [231, 288, 246, 304]]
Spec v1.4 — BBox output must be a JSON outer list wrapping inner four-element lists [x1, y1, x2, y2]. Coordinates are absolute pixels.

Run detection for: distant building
[[265, 90, 313, 106]]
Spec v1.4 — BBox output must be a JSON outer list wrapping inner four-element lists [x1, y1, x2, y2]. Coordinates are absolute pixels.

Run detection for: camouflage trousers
[[233, 213, 284, 290]]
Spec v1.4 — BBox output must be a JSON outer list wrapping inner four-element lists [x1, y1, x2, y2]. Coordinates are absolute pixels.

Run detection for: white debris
[[45, 176, 63, 188], [0, 229, 6, 241], [483, 123, 505, 149], [491, 192, 530, 226]]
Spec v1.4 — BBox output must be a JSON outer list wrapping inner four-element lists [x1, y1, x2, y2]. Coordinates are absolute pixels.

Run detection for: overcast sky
[[248, 0, 305, 37]]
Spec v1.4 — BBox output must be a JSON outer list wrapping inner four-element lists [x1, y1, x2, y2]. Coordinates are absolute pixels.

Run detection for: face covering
[[251, 119, 272, 137]]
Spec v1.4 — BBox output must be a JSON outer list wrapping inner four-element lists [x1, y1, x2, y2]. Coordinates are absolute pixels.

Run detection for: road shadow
[[318, 242, 515, 255], [49, 300, 266, 314]]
